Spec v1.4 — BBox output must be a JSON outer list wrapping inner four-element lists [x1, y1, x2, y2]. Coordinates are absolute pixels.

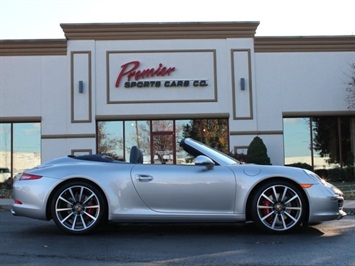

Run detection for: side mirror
[[195, 155, 215, 170]]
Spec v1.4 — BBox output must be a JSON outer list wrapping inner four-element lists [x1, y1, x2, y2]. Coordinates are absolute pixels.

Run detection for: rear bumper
[[11, 176, 60, 220]]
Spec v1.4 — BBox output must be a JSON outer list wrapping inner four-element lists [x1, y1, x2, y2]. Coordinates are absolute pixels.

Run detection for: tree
[[313, 117, 354, 167], [247, 136, 271, 165], [346, 63, 355, 110], [97, 122, 123, 160], [182, 119, 229, 153]]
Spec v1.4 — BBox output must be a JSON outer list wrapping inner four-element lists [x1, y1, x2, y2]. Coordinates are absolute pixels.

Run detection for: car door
[[131, 164, 236, 213]]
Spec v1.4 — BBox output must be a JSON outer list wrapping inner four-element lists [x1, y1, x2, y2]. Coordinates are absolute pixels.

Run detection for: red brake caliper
[[262, 199, 273, 222], [83, 196, 95, 221]]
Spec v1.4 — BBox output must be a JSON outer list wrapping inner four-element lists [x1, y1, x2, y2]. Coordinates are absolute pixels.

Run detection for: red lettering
[[115, 61, 140, 87], [115, 61, 176, 88]]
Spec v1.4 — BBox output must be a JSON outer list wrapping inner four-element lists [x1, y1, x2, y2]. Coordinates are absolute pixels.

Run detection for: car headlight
[[303, 170, 344, 197], [303, 169, 324, 183]]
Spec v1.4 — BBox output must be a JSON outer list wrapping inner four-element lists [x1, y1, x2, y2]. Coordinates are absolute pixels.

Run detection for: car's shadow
[[4, 209, 326, 238], [24, 220, 325, 238], [98, 221, 324, 236]]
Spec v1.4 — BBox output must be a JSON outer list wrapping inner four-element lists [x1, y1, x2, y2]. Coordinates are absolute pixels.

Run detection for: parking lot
[[1, 209, 354, 266]]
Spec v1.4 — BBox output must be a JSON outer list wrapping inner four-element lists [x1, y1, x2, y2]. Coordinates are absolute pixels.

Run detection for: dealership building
[[1, 22, 355, 177]]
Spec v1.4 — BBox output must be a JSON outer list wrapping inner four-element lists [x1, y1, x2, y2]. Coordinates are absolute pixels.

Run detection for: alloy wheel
[[253, 183, 305, 232], [52, 183, 103, 233]]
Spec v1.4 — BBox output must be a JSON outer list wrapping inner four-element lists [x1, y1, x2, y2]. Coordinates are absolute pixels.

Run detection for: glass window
[[175, 120, 192, 164], [283, 118, 312, 167], [97, 121, 124, 160], [13, 123, 41, 175], [284, 116, 355, 181], [180, 118, 229, 154], [312, 117, 339, 169], [0, 124, 11, 181], [97, 118, 229, 165], [125, 121, 150, 163], [0, 122, 41, 181], [152, 120, 173, 132]]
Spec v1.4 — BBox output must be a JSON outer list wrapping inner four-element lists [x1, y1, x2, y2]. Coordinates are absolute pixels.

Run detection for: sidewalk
[[343, 200, 355, 214], [0, 198, 354, 213]]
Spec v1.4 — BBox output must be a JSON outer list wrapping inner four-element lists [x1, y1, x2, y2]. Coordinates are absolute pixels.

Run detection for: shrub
[[286, 162, 313, 171], [247, 136, 271, 165]]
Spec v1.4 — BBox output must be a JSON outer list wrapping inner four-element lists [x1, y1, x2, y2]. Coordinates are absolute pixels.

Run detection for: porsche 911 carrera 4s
[[11, 138, 346, 234]]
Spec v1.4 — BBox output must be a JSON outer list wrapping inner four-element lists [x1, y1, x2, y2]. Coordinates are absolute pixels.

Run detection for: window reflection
[[97, 121, 123, 160], [0, 122, 41, 181], [97, 118, 229, 165], [13, 123, 41, 176], [284, 116, 355, 180], [283, 118, 312, 166], [175, 120, 192, 164], [0, 124, 11, 180], [125, 121, 150, 163]]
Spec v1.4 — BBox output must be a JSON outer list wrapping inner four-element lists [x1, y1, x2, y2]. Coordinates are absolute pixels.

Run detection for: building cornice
[[0, 39, 67, 56], [254, 36, 355, 52], [60, 21, 260, 40], [1, 24, 354, 56]]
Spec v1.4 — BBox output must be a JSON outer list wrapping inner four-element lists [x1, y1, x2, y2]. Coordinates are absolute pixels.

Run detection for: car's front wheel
[[251, 180, 306, 233], [51, 181, 106, 234]]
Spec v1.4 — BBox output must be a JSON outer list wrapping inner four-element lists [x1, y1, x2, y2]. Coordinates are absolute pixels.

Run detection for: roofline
[[0, 22, 354, 56], [254, 35, 355, 52], [60, 21, 260, 40], [0, 39, 67, 56]]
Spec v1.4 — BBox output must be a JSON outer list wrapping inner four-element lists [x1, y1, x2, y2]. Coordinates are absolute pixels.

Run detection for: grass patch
[[0, 188, 12, 199], [332, 181, 355, 200]]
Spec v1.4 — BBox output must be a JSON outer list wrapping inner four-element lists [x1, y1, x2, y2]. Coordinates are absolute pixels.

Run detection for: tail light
[[20, 173, 42, 180]]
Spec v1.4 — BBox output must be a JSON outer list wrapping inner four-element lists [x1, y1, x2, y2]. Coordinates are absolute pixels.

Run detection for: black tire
[[250, 180, 306, 233], [51, 181, 106, 234]]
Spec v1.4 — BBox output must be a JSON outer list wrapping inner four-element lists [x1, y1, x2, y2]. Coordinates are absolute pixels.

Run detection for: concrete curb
[[1, 198, 354, 213], [343, 200, 355, 214], [0, 199, 13, 209]]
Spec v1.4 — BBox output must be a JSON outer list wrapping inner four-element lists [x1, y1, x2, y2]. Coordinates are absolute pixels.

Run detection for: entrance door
[[150, 120, 176, 164], [151, 133, 175, 164]]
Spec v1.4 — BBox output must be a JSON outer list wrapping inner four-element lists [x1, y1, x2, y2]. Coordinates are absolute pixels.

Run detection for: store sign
[[107, 50, 217, 103], [115, 61, 208, 89]]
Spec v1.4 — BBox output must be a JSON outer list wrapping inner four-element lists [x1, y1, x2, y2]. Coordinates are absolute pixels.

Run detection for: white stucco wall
[[249, 51, 355, 165], [1, 36, 354, 164]]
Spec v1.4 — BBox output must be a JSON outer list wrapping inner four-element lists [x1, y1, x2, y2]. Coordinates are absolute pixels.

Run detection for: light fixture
[[79, 81, 84, 93], [240, 78, 246, 91]]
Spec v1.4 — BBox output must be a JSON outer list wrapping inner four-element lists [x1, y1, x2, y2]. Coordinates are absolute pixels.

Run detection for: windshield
[[181, 138, 240, 166]]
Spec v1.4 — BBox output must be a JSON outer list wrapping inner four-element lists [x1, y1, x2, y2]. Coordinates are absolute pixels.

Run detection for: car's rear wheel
[[251, 180, 306, 233], [51, 181, 106, 234]]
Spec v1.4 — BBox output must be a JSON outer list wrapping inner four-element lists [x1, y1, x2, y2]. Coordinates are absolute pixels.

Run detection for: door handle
[[136, 175, 154, 182]]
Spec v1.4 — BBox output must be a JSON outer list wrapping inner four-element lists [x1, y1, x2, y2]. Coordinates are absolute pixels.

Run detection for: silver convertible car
[[11, 138, 346, 234]]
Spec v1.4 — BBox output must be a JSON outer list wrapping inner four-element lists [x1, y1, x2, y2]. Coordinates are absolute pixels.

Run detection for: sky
[[0, 0, 354, 40], [0, 123, 41, 152]]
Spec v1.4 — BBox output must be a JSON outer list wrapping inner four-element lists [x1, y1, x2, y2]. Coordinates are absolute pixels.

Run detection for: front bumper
[[307, 184, 347, 223]]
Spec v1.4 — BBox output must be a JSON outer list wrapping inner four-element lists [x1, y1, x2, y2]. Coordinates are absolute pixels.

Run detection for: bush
[[0, 178, 13, 189], [287, 163, 355, 182], [286, 162, 313, 171], [316, 167, 355, 182], [247, 136, 271, 165]]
